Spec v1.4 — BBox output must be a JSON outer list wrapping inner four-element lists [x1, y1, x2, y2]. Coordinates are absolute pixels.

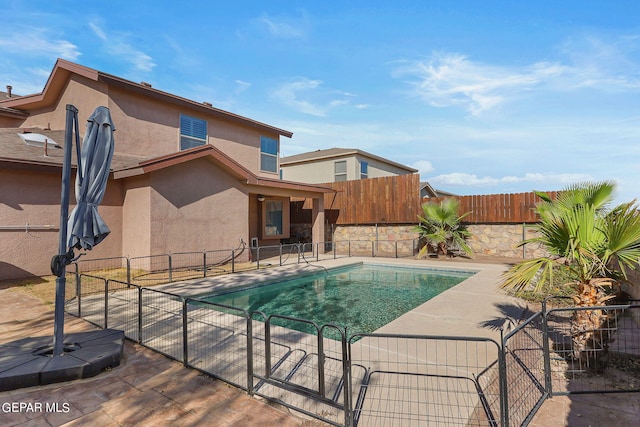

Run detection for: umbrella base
[[0, 329, 124, 392]]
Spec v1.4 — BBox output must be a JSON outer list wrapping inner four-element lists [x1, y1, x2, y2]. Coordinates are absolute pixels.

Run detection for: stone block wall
[[333, 224, 419, 243], [332, 223, 547, 259], [624, 269, 640, 302], [466, 224, 547, 258]]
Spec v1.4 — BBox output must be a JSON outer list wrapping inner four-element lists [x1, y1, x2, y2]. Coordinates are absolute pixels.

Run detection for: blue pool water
[[201, 264, 474, 337]]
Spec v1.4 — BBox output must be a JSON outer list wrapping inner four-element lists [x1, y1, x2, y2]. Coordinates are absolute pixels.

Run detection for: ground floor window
[[261, 197, 290, 239]]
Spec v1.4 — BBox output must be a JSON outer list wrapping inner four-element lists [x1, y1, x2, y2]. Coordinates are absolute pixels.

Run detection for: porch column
[[311, 196, 325, 247]]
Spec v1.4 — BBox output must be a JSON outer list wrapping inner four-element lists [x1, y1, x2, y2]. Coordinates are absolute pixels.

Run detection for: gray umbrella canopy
[[67, 106, 115, 250]]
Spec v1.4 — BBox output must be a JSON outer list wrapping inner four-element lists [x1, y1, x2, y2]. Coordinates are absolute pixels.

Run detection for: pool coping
[[151, 256, 527, 342]]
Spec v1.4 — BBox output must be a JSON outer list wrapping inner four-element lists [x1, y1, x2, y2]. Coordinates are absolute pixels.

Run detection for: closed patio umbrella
[[51, 105, 115, 356], [67, 106, 115, 249]]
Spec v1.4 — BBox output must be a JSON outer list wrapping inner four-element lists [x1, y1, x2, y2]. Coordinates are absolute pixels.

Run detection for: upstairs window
[[360, 161, 368, 179], [335, 160, 347, 182], [180, 115, 207, 150], [260, 136, 278, 173]]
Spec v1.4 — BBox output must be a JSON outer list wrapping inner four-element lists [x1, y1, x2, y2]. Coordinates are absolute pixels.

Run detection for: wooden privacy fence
[[323, 174, 422, 224], [428, 191, 559, 224], [291, 174, 421, 225], [292, 173, 559, 225]]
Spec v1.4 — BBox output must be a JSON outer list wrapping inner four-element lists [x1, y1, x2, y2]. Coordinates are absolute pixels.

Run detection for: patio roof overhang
[[112, 144, 334, 197]]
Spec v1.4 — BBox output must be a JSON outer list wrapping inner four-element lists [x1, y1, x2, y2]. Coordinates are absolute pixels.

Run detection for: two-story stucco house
[[0, 59, 332, 281], [280, 148, 418, 184]]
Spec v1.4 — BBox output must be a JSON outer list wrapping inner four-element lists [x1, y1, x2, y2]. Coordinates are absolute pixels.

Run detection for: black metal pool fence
[[64, 244, 640, 427], [69, 240, 420, 287]]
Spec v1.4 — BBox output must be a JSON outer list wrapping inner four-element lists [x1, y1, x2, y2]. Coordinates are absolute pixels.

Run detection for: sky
[[1, 1, 640, 203]]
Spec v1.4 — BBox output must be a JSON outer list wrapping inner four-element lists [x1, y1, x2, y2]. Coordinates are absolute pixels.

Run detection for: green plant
[[500, 181, 640, 369], [415, 198, 473, 258]]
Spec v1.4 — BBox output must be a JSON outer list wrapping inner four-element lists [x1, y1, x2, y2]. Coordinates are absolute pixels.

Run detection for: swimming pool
[[201, 263, 475, 337]]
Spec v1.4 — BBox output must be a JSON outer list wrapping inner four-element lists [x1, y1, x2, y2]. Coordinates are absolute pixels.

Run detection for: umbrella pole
[[52, 104, 78, 357]]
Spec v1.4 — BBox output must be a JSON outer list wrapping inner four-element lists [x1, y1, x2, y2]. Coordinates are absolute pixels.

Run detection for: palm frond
[[499, 257, 556, 295]]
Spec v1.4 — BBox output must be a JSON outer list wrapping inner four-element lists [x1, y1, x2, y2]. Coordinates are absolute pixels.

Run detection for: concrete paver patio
[[0, 290, 321, 427]]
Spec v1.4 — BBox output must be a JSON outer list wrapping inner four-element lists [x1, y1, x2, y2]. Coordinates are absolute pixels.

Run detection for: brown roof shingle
[[0, 128, 147, 172]]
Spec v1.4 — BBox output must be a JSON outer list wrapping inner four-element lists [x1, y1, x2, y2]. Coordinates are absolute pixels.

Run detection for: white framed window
[[180, 114, 207, 150], [335, 160, 347, 182], [260, 136, 278, 173], [360, 161, 368, 179]]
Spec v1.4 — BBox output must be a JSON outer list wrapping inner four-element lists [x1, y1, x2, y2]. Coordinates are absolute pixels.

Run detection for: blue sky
[[2, 1, 640, 203]]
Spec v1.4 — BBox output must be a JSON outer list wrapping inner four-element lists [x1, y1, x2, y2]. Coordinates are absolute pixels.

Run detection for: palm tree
[[500, 181, 640, 369], [415, 198, 473, 258]]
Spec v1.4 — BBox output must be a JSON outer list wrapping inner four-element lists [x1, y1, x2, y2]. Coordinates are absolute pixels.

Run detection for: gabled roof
[[281, 147, 418, 173], [420, 181, 457, 198], [0, 90, 28, 118], [0, 129, 332, 195], [0, 59, 293, 138], [114, 144, 334, 194], [0, 106, 27, 119]]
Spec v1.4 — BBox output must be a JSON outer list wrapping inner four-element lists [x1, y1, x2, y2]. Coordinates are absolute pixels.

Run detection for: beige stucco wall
[[18, 75, 283, 179], [0, 168, 63, 280], [0, 116, 23, 127], [121, 175, 152, 258], [281, 155, 412, 184], [0, 167, 123, 281], [146, 158, 249, 257], [20, 75, 109, 132], [107, 85, 284, 179], [362, 155, 414, 179]]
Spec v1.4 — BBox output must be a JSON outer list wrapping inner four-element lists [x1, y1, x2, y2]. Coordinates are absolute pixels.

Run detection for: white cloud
[[555, 34, 640, 91], [271, 78, 326, 116], [429, 172, 592, 188], [393, 35, 640, 115], [235, 80, 251, 94], [0, 28, 80, 61], [411, 160, 435, 175], [88, 22, 107, 41], [392, 52, 566, 115], [89, 21, 155, 73], [271, 78, 356, 117], [257, 13, 307, 39]]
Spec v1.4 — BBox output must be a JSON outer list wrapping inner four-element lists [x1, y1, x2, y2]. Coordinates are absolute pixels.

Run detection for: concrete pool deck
[[2, 256, 637, 426], [153, 256, 528, 341]]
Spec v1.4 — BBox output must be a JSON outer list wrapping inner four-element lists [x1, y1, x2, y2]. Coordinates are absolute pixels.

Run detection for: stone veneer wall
[[333, 224, 419, 243], [466, 224, 548, 259], [333, 223, 547, 259], [623, 269, 640, 306]]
